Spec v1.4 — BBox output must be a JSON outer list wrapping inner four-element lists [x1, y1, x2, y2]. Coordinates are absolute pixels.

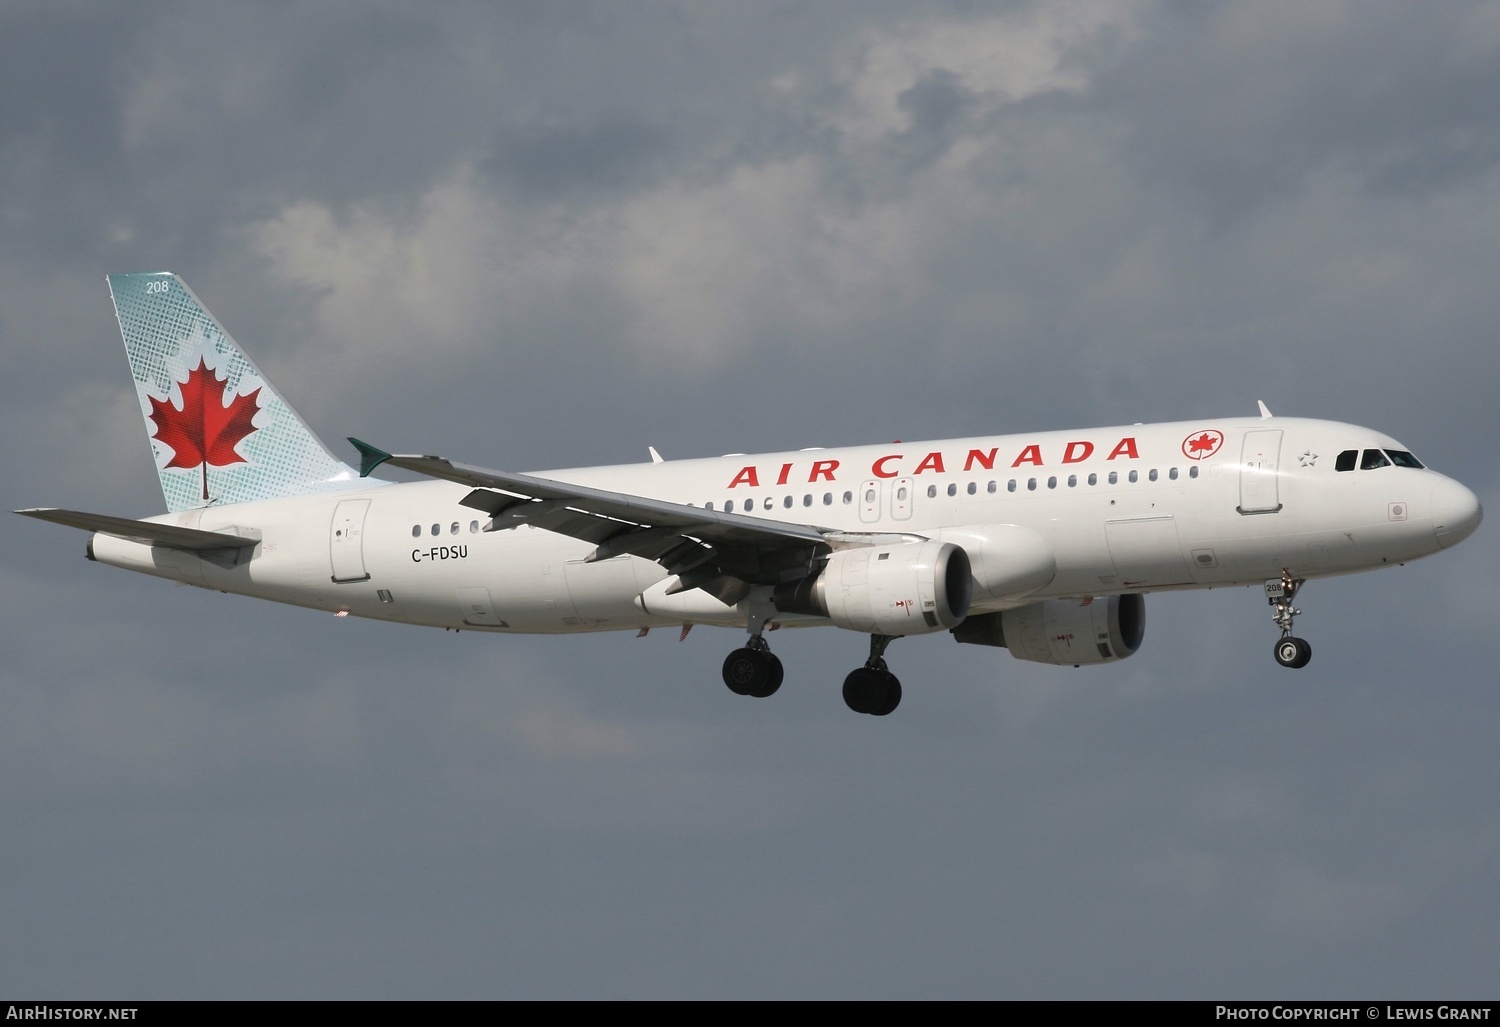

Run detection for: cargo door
[[455, 587, 506, 627], [1105, 516, 1192, 589], [563, 556, 647, 627]]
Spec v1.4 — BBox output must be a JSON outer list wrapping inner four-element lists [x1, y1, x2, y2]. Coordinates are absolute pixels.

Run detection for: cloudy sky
[[2, 0, 1497, 1000]]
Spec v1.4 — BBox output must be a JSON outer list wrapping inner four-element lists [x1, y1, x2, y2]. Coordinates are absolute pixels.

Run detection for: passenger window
[[803, 494, 812, 507], [1148, 469, 1158, 482], [864, 488, 876, 504], [1128, 470, 1138, 483], [783, 495, 793, 508], [430, 524, 440, 536], [947, 483, 957, 497], [1027, 478, 1037, 491], [927, 484, 937, 499], [1189, 466, 1198, 478], [1108, 472, 1118, 485], [1169, 467, 1178, 480], [1007, 480, 1017, 493], [1088, 473, 1097, 486], [450, 522, 460, 535], [1361, 449, 1390, 470], [764, 497, 774, 510], [1067, 474, 1077, 487], [824, 493, 833, 505], [470, 521, 480, 533], [1047, 476, 1057, 489], [966, 482, 976, 495], [987, 481, 997, 494], [842, 492, 853, 505], [706, 501, 714, 511], [411, 525, 421, 538], [1335, 450, 1358, 472]]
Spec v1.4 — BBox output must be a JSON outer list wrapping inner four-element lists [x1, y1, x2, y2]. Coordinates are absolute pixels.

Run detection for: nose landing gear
[[1266, 573, 1312, 669]]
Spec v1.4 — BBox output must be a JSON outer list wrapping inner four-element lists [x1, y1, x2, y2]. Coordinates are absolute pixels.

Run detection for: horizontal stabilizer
[[15, 508, 258, 552]]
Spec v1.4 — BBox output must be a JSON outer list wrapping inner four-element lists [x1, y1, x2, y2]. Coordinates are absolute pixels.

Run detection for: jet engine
[[774, 541, 971, 635], [952, 594, 1145, 665]]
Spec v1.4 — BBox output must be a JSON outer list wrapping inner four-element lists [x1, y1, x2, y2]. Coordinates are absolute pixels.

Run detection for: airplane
[[17, 273, 1484, 716]]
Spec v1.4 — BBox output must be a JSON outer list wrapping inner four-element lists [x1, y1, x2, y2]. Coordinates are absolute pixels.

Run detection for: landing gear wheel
[[723, 647, 762, 695], [1274, 636, 1312, 669], [842, 667, 900, 715], [722, 648, 782, 697], [842, 667, 879, 713], [752, 653, 784, 698]]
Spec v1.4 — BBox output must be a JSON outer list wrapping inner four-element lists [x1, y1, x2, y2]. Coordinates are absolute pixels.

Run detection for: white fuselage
[[87, 416, 1479, 636]]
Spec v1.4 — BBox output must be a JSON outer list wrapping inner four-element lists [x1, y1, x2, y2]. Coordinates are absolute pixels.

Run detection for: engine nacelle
[[952, 594, 1145, 665], [774, 540, 971, 635]]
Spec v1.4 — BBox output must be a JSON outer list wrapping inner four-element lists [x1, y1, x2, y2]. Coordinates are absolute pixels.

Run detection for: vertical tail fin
[[107, 272, 363, 512]]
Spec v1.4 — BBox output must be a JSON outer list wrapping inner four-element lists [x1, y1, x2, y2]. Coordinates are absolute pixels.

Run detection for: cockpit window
[[1360, 449, 1390, 470], [1335, 450, 1357, 472], [1385, 449, 1424, 469]]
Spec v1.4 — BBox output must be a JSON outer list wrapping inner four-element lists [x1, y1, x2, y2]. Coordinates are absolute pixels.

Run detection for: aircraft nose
[[1431, 478, 1483, 549]]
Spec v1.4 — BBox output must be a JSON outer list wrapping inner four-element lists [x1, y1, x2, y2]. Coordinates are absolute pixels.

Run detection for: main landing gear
[[718, 625, 905, 715], [721, 597, 783, 699], [1266, 573, 1312, 669], [841, 634, 902, 716], [721, 638, 783, 698]]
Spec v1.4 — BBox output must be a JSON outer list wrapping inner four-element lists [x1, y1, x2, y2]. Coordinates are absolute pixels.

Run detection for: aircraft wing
[[16, 508, 259, 552], [350, 439, 831, 596]]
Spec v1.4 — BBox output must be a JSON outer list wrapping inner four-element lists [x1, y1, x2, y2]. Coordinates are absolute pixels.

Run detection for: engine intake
[[775, 541, 971, 635]]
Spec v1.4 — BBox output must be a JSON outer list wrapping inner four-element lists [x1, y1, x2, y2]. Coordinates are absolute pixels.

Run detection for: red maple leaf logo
[[148, 358, 262, 500], [1182, 430, 1224, 460]]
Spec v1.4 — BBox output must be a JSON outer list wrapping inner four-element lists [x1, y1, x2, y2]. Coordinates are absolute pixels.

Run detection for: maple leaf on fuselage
[[148, 358, 262, 471], [1188, 433, 1219, 455]]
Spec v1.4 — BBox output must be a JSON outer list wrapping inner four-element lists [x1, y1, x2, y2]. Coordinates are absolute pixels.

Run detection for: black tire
[[1274, 636, 1312, 669], [872, 673, 902, 716], [750, 653, 784, 698], [723, 648, 767, 695], [842, 667, 882, 713], [1289, 637, 1311, 669]]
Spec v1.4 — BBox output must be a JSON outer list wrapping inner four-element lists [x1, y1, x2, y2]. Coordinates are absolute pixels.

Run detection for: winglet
[[1257, 400, 1273, 419], [348, 438, 392, 478], [648, 446, 664, 464]]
